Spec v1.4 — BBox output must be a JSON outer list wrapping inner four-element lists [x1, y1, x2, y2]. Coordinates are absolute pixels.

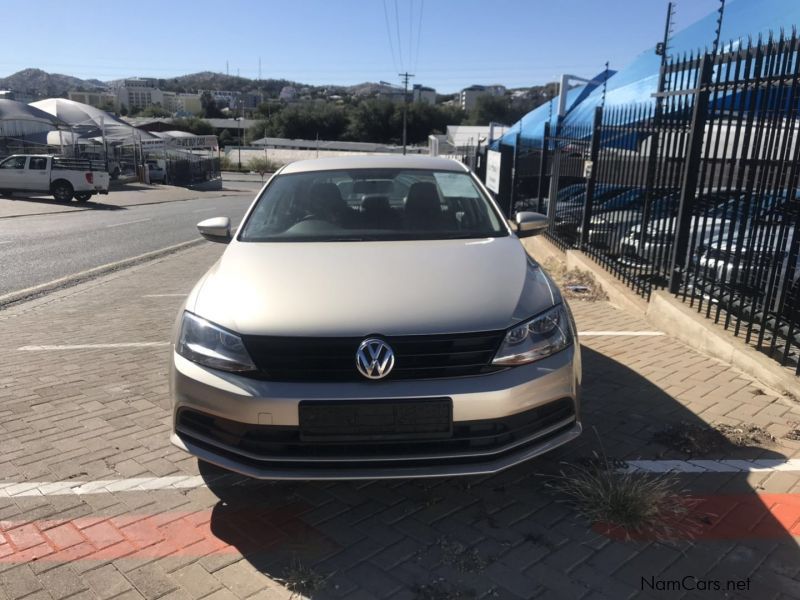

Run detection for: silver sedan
[[169, 155, 581, 480]]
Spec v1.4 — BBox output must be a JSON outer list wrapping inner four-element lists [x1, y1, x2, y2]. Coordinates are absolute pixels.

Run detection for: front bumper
[[170, 345, 581, 480]]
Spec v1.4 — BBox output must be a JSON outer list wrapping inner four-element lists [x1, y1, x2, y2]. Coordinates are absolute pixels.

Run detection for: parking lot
[[1, 222, 798, 599]]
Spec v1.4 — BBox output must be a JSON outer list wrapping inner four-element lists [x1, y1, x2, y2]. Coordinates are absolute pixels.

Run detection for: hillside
[[0, 68, 106, 97]]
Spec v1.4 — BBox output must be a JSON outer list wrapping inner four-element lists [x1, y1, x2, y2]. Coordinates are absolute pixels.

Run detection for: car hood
[[190, 237, 557, 336]]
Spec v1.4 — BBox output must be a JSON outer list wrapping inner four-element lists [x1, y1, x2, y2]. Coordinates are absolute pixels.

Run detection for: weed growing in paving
[[549, 440, 699, 541], [278, 558, 329, 599], [652, 421, 777, 457], [540, 258, 608, 302]]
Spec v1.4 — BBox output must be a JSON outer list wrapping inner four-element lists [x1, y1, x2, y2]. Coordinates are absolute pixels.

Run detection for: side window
[[0, 156, 27, 169], [28, 157, 47, 170]]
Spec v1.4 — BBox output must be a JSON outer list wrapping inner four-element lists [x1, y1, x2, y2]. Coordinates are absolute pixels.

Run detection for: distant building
[[114, 78, 165, 110], [67, 91, 119, 111], [279, 86, 298, 102], [412, 84, 436, 105], [175, 93, 203, 115], [459, 84, 506, 111]]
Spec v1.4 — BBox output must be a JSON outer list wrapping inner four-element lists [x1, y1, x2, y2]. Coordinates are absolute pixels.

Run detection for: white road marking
[[18, 342, 170, 351], [579, 331, 665, 337], [1, 459, 799, 497], [142, 293, 188, 298], [0, 241, 12, 245], [193, 207, 220, 213], [625, 459, 800, 473], [105, 218, 152, 229]]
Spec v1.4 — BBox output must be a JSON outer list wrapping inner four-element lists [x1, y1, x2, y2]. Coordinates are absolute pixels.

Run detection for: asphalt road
[[0, 188, 257, 296]]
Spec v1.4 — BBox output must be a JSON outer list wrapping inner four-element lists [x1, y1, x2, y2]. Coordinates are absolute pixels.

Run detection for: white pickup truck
[[0, 154, 110, 203]]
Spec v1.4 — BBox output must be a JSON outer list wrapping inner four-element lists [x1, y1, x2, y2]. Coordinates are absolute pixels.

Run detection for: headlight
[[176, 311, 256, 372], [492, 304, 574, 366]]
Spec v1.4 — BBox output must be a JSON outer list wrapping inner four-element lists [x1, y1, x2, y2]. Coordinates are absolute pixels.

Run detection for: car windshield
[[238, 168, 508, 242]]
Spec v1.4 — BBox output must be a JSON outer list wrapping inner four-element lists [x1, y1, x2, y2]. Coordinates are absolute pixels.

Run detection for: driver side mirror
[[197, 216, 231, 244], [510, 211, 549, 238]]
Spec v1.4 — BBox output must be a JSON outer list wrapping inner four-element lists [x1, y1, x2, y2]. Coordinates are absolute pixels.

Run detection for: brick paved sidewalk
[[0, 244, 798, 599]]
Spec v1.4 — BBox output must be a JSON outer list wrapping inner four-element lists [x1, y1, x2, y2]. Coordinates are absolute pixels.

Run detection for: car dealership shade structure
[[0, 99, 66, 145], [30, 98, 158, 144], [495, 0, 800, 150]]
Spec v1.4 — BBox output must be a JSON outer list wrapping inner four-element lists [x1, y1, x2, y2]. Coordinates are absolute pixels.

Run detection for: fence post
[[509, 132, 521, 216], [546, 147, 561, 226], [580, 106, 604, 248], [668, 53, 713, 293], [537, 122, 550, 214]]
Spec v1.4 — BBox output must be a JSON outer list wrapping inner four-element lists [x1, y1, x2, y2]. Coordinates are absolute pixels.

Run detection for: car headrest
[[405, 182, 441, 216], [361, 195, 391, 212]]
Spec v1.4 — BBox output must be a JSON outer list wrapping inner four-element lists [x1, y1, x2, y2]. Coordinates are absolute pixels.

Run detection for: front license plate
[[299, 398, 453, 441]]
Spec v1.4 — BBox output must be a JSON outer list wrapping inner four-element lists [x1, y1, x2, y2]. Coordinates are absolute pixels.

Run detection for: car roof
[[279, 155, 469, 174]]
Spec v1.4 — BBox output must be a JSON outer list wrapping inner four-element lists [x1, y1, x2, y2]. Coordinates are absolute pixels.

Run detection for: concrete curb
[[524, 235, 800, 399], [523, 237, 648, 318], [647, 291, 800, 399], [0, 238, 205, 309]]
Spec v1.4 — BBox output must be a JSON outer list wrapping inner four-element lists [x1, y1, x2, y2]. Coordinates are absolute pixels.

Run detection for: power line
[[394, 0, 404, 70], [409, 0, 414, 75], [382, 0, 399, 72], [414, 0, 425, 72]]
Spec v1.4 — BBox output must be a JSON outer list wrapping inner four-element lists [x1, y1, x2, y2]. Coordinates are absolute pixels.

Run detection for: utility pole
[[399, 71, 414, 155]]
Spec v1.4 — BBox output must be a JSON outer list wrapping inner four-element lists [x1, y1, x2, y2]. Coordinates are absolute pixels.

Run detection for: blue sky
[[2, 0, 722, 92]]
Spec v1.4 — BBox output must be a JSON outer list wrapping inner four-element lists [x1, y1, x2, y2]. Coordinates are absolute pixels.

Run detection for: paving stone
[[123, 563, 178, 600], [0, 565, 42, 599], [214, 560, 270, 598], [170, 563, 223, 599]]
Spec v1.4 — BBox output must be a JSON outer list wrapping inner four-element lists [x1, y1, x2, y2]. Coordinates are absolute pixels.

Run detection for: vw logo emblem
[[356, 338, 395, 380]]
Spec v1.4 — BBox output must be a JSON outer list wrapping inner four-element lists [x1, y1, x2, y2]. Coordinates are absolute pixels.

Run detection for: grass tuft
[[278, 558, 328, 599], [549, 447, 700, 541]]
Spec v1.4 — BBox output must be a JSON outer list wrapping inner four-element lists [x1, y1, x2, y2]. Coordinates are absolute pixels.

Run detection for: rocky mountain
[[0, 68, 107, 98]]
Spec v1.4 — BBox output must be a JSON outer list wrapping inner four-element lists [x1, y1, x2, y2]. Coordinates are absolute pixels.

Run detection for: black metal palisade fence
[[490, 31, 800, 374]]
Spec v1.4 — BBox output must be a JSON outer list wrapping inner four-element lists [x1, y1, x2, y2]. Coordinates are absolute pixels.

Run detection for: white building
[[114, 78, 164, 110], [279, 86, 298, 102], [459, 84, 506, 112], [68, 91, 119, 111], [412, 84, 436, 105]]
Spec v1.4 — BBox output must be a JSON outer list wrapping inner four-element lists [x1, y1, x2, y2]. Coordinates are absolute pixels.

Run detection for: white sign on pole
[[485, 149, 501, 193]]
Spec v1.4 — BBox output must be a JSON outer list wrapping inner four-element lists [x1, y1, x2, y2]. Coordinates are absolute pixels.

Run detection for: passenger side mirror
[[511, 211, 549, 238], [197, 216, 232, 244]]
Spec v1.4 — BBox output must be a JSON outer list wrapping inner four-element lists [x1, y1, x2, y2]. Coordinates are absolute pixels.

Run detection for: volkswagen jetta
[[170, 155, 581, 479]]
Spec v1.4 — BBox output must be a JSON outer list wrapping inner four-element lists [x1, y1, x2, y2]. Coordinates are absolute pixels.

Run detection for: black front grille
[[176, 398, 576, 462], [240, 331, 507, 382]]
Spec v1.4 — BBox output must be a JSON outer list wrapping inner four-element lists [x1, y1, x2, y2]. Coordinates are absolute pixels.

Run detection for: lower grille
[[176, 398, 576, 462], [240, 331, 508, 382]]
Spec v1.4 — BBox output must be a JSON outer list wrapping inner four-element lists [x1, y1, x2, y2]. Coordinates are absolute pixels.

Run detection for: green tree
[[218, 129, 233, 147], [171, 117, 214, 136], [247, 155, 278, 181], [140, 105, 172, 118], [268, 103, 348, 140], [345, 99, 398, 143], [200, 92, 224, 118], [467, 95, 512, 125]]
